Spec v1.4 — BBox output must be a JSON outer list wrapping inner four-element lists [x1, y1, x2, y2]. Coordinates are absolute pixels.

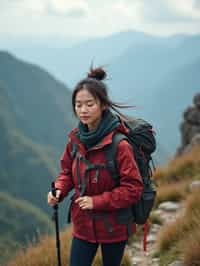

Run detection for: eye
[[87, 103, 94, 107], [75, 103, 81, 108], [87, 101, 95, 107]]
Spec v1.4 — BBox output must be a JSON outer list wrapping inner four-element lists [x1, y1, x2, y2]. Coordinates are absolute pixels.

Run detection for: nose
[[80, 104, 88, 112]]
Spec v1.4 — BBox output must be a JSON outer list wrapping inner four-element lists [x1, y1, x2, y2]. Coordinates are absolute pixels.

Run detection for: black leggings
[[69, 237, 127, 266]]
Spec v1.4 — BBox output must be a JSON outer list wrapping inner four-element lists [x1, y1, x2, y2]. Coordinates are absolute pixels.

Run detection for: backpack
[[68, 118, 156, 227], [104, 118, 157, 225]]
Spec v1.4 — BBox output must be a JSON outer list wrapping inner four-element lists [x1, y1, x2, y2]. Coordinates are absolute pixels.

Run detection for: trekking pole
[[51, 182, 62, 266]]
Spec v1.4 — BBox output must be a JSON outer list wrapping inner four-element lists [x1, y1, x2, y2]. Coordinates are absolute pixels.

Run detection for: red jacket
[[55, 122, 143, 243]]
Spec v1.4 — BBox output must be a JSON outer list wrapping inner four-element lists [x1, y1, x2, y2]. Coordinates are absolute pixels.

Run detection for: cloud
[[0, 0, 200, 38], [47, 6, 87, 18], [194, 0, 200, 9], [0, 0, 47, 16], [141, 0, 200, 23], [0, 0, 89, 17], [46, 0, 88, 18]]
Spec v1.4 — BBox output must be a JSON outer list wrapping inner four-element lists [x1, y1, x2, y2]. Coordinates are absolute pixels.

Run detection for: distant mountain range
[[2, 30, 200, 156], [2, 31, 157, 87], [107, 33, 200, 154]]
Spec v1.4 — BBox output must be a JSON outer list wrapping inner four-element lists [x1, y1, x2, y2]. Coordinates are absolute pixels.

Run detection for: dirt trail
[[126, 201, 184, 266]]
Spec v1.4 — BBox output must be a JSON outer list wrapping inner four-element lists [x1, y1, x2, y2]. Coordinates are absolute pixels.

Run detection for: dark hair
[[72, 66, 132, 120]]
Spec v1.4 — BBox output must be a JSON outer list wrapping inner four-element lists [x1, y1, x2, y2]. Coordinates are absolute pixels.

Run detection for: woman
[[47, 67, 143, 266]]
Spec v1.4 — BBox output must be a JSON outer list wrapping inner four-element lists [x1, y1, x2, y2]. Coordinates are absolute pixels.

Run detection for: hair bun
[[87, 67, 106, 81]]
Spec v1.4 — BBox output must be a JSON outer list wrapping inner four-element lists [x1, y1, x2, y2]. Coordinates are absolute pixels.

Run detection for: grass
[[182, 227, 200, 266], [150, 146, 200, 265], [193, 173, 200, 180], [6, 229, 71, 266], [6, 226, 132, 266], [154, 145, 200, 184], [149, 211, 163, 225], [156, 190, 200, 266], [155, 180, 188, 207], [158, 246, 181, 266]]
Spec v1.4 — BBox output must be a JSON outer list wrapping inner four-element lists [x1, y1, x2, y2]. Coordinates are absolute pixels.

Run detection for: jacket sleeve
[[92, 140, 143, 211], [54, 139, 74, 201]]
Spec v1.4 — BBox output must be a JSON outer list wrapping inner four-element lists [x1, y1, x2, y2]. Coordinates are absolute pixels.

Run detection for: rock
[[185, 108, 200, 125], [189, 180, 200, 191], [191, 133, 200, 145], [180, 120, 191, 147], [182, 133, 200, 153], [152, 209, 163, 216], [132, 256, 143, 265], [132, 242, 142, 251], [152, 257, 160, 265], [158, 201, 180, 212], [147, 234, 156, 243], [193, 92, 200, 109], [150, 224, 161, 234], [167, 260, 183, 266], [177, 92, 200, 154]]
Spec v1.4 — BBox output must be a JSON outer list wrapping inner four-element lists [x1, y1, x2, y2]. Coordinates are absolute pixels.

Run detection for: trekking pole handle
[[51, 182, 58, 210], [51, 182, 57, 196]]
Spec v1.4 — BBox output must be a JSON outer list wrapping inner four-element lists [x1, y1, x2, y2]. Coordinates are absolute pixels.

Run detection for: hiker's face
[[75, 89, 105, 131]]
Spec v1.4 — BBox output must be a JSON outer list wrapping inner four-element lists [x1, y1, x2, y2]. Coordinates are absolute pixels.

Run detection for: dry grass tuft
[[6, 225, 131, 266], [182, 227, 200, 266], [6, 227, 72, 266], [157, 215, 183, 252], [154, 145, 200, 184], [150, 212, 163, 225], [157, 190, 200, 265], [155, 181, 188, 206]]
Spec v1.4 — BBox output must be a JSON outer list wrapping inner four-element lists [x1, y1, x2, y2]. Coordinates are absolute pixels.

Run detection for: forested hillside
[[0, 52, 77, 264], [0, 51, 75, 153], [0, 78, 57, 211], [0, 192, 54, 265]]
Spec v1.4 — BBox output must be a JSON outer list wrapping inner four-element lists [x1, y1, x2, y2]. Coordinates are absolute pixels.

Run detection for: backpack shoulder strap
[[69, 141, 79, 160], [104, 133, 128, 184]]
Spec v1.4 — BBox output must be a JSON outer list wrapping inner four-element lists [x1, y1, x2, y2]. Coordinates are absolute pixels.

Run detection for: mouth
[[80, 116, 90, 120]]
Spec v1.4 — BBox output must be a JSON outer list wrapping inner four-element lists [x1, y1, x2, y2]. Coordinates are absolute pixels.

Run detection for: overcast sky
[[0, 0, 200, 40]]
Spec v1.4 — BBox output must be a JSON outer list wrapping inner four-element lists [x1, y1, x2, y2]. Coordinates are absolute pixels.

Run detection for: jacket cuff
[[92, 195, 107, 210]]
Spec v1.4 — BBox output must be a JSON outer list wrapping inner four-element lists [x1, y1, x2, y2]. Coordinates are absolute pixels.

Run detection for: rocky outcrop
[[177, 93, 200, 154]]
